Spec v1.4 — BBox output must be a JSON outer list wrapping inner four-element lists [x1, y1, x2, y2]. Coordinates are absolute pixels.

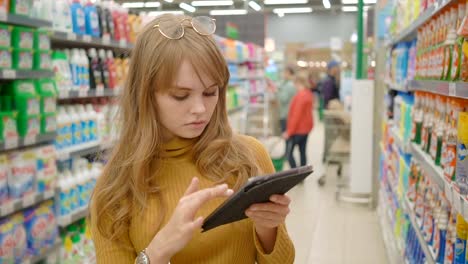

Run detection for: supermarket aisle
[[285, 117, 388, 264]]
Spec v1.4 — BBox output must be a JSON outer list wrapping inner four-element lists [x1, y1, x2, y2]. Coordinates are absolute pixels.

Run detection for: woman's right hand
[[146, 177, 233, 263]]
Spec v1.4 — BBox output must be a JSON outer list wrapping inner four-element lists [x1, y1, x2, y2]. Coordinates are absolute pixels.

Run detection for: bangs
[[151, 31, 229, 93]]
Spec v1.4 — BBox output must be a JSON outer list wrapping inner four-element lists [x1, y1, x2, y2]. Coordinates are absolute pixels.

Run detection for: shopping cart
[[318, 109, 351, 186]]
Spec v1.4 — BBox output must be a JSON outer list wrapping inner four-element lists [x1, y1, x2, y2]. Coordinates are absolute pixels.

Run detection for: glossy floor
[[284, 117, 388, 264]]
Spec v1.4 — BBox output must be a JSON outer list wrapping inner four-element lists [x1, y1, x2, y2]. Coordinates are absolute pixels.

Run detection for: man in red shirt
[[283, 76, 314, 168]]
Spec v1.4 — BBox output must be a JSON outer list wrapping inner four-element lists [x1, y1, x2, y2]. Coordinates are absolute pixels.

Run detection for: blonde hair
[[91, 14, 260, 246]]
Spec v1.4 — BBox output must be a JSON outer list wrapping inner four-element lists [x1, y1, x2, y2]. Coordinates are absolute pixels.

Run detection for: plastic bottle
[[58, 172, 71, 217], [454, 214, 468, 264], [77, 105, 89, 143], [98, 49, 110, 88], [53, 0, 72, 32], [86, 104, 98, 141], [88, 48, 104, 90], [451, 2, 466, 81], [106, 50, 116, 89], [79, 49, 90, 91], [71, 0, 86, 35], [73, 161, 86, 209], [96, 2, 108, 38], [66, 169, 79, 212], [121, 7, 130, 42], [84, 1, 100, 37], [70, 49, 81, 91], [102, 2, 115, 40], [111, 3, 123, 41], [67, 105, 82, 145], [96, 105, 106, 141]]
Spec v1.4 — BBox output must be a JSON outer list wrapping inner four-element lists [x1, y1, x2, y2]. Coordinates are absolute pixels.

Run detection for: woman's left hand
[[245, 194, 291, 230]]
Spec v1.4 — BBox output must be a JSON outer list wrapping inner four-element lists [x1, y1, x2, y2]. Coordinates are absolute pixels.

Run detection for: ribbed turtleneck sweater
[[91, 135, 295, 264]]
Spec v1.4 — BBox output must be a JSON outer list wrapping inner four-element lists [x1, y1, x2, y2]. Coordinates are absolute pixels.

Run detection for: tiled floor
[[284, 115, 389, 264]]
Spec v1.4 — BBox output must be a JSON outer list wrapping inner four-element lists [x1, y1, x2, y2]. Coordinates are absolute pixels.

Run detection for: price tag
[[79, 90, 88, 97], [23, 194, 35, 207], [102, 35, 111, 44], [59, 90, 69, 99], [453, 189, 463, 214], [2, 70, 16, 79], [45, 190, 54, 199], [24, 135, 36, 145], [2, 202, 14, 216], [83, 35, 92, 42], [96, 87, 104, 96], [61, 215, 72, 226], [5, 138, 18, 149], [449, 82, 456, 96], [119, 39, 127, 47], [445, 180, 454, 206], [67, 33, 77, 41], [0, 11, 7, 21]]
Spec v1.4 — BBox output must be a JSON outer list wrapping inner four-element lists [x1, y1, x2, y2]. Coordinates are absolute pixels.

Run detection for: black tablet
[[202, 165, 313, 232]]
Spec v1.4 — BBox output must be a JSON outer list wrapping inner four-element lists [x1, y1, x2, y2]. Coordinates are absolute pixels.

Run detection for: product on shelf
[[60, 218, 95, 263], [457, 112, 468, 194], [35, 145, 57, 193], [24, 200, 59, 257]]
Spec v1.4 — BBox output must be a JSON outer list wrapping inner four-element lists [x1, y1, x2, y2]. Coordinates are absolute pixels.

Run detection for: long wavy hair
[[91, 14, 260, 245]]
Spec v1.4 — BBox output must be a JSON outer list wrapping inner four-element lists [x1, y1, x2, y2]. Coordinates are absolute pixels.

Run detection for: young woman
[[283, 76, 314, 169], [90, 15, 295, 264]]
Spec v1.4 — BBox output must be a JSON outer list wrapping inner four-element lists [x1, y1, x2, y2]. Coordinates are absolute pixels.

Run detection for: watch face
[[137, 251, 149, 264]]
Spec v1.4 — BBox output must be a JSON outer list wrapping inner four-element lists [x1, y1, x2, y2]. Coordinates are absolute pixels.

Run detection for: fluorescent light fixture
[[342, 5, 358, 12], [249, 1, 261, 11], [297, 60, 308, 67], [273, 7, 312, 14], [164, 0, 174, 2], [122, 2, 145, 8], [265, 0, 307, 4], [321, 61, 327, 68], [210, 9, 248, 15], [322, 0, 331, 9], [342, 0, 376, 3], [192, 0, 233, 6], [148, 10, 184, 16], [179, 3, 196, 12], [145, 2, 161, 7]]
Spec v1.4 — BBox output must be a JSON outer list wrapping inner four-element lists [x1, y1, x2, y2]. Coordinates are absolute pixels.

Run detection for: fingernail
[[226, 189, 234, 195]]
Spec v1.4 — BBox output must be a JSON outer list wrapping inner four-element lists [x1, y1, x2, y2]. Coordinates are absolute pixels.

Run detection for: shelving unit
[[0, 190, 55, 217], [51, 31, 134, 50], [0, 132, 56, 151], [388, 0, 456, 45], [58, 88, 121, 100], [56, 140, 114, 161], [385, 80, 409, 92], [0, 12, 52, 28], [378, 192, 405, 264], [409, 143, 445, 189], [409, 80, 468, 99], [57, 207, 89, 227], [0, 69, 54, 80]]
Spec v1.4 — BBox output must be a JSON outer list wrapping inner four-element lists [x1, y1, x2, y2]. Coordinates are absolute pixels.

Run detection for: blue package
[[24, 202, 59, 256]]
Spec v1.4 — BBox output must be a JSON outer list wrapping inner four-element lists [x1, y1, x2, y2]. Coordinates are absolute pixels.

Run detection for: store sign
[[226, 22, 239, 40]]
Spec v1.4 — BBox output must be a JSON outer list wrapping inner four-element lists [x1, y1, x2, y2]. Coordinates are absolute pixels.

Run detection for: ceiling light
[[148, 10, 184, 16], [249, 1, 262, 11], [265, 0, 308, 4], [322, 0, 331, 9], [164, 0, 174, 2], [342, 6, 358, 12], [192, 0, 233, 6], [273, 7, 312, 14], [210, 9, 248, 15], [342, 0, 376, 3], [122, 2, 145, 8], [297, 61, 308, 67], [179, 2, 196, 12], [145, 2, 161, 7]]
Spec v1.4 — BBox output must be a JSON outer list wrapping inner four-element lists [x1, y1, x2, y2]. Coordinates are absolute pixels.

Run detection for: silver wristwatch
[[136, 248, 150, 264]]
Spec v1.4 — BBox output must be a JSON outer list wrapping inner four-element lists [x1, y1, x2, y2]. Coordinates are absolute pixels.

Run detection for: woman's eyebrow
[[172, 84, 218, 90]]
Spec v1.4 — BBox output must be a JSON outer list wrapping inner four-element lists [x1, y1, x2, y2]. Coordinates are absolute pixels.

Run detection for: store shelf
[[0, 12, 52, 28], [51, 31, 134, 50], [390, 128, 411, 154], [57, 207, 88, 227], [403, 197, 436, 264], [385, 80, 409, 92], [58, 88, 121, 100], [56, 141, 102, 161], [23, 240, 61, 264], [378, 199, 405, 264], [389, 0, 455, 45], [227, 105, 245, 115], [0, 69, 54, 80], [0, 132, 56, 151], [410, 143, 444, 190], [409, 80, 468, 99], [0, 190, 55, 218]]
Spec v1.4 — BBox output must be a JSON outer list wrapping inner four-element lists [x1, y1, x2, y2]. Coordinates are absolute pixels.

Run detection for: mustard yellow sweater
[[91, 135, 295, 264]]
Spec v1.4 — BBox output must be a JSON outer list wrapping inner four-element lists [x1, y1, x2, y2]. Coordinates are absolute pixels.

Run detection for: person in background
[[322, 60, 341, 109], [277, 66, 296, 133], [283, 76, 314, 169]]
